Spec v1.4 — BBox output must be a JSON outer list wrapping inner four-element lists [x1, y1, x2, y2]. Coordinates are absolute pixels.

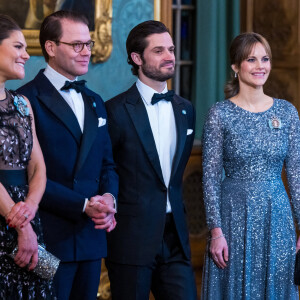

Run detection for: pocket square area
[[98, 117, 106, 127], [187, 129, 193, 135]]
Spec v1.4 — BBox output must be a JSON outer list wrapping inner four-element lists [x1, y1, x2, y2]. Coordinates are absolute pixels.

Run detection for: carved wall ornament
[[92, 0, 113, 63], [252, 1, 297, 56], [21, 0, 113, 63]]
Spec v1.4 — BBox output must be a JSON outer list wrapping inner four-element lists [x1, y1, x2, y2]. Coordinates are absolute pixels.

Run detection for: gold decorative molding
[[154, 0, 161, 21], [22, 29, 40, 56], [22, 0, 113, 63], [97, 267, 111, 300], [91, 0, 113, 63]]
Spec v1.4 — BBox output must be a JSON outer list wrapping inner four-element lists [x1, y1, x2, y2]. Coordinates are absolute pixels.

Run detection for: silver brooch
[[268, 116, 282, 129]]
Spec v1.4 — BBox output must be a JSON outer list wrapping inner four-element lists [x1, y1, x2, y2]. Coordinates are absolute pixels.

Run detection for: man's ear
[[131, 52, 143, 66], [45, 40, 56, 58]]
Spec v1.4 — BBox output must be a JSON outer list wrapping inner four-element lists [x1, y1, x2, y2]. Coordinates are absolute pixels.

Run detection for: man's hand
[[85, 194, 117, 231]]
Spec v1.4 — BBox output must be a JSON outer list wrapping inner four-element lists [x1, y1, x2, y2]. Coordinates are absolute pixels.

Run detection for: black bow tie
[[61, 80, 86, 93], [151, 90, 174, 105]]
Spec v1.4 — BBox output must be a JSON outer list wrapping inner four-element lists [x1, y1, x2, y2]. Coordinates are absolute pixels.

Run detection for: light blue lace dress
[[201, 99, 300, 299]]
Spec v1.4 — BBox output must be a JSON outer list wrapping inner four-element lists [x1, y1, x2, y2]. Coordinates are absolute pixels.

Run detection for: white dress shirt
[[136, 79, 177, 213], [44, 65, 85, 132]]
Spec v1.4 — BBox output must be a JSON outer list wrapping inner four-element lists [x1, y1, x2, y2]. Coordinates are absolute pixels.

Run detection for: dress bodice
[[202, 98, 300, 230], [0, 90, 32, 170]]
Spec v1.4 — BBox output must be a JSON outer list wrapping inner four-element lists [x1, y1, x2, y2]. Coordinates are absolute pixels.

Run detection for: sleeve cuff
[[83, 198, 89, 212]]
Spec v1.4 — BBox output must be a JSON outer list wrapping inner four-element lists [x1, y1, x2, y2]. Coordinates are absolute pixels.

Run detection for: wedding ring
[[24, 214, 29, 219]]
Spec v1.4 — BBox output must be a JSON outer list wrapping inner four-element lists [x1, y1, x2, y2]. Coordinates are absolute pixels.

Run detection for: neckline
[[0, 89, 9, 102], [227, 98, 276, 115]]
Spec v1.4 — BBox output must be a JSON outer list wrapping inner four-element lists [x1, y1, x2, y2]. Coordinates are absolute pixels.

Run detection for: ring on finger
[[23, 214, 29, 219]]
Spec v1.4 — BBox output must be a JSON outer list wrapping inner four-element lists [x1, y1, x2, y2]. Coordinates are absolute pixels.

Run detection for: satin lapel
[[125, 87, 165, 185], [74, 92, 98, 175], [171, 95, 188, 178], [36, 73, 82, 145]]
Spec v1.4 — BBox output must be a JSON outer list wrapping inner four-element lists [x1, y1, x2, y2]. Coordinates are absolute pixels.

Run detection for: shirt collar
[[136, 79, 168, 105], [44, 64, 78, 91]]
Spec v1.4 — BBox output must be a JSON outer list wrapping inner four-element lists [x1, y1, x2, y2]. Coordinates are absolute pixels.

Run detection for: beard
[[141, 59, 175, 82]]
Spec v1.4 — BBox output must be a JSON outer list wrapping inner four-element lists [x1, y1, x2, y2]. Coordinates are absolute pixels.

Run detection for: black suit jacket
[[105, 84, 195, 265], [17, 70, 118, 262]]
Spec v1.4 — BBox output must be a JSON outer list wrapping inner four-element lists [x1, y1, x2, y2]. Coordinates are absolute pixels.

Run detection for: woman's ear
[[231, 64, 238, 74]]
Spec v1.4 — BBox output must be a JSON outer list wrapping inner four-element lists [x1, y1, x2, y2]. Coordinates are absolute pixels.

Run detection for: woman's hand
[[210, 228, 229, 269], [15, 223, 38, 270], [6, 200, 37, 229]]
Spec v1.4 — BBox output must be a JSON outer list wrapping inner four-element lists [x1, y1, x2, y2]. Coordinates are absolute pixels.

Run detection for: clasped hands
[[85, 194, 116, 232], [5, 199, 38, 229]]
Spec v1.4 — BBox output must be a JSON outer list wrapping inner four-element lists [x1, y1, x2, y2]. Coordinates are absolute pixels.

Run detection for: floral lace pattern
[[0, 90, 56, 299], [0, 90, 32, 169]]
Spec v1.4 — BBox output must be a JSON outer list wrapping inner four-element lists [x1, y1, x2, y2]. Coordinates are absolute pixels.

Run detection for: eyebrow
[[68, 39, 93, 43], [152, 45, 175, 50], [247, 54, 269, 58], [13, 41, 26, 47]]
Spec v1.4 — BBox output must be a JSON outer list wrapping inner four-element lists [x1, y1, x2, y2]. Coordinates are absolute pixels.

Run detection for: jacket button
[[96, 178, 100, 183], [73, 179, 77, 184]]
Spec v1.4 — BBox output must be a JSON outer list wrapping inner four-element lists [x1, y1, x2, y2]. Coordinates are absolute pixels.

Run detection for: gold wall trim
[[91, 0, 113, 63], [22, 0, 113, 63], [154, 0, 161, 21]]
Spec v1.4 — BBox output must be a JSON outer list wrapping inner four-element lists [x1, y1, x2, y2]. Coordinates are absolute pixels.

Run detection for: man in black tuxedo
[[105, 20, 197, 300], [18, 11, 118, 300]]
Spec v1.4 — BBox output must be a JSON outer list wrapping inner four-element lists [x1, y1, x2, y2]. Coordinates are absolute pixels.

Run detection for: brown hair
[[39, 10, 89, 62], [126, 20, 170, 76], [224, 32, 272, 99], [0, 14, 21, 44]]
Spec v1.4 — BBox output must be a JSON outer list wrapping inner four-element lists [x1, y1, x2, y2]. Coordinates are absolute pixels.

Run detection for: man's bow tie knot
[[151, 90, 174, 105], [61, 80, 86, 93]]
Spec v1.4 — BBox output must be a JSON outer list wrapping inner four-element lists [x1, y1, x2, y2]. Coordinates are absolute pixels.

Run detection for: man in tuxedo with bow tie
[[17, 10, 118, 300], [105, 20, 197, 300]]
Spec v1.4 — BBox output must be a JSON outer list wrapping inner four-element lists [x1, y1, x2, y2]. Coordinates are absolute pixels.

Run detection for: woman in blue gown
[[201, 32, 300, 299]]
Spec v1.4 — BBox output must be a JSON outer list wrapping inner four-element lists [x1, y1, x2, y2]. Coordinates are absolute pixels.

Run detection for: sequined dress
[[0, 90, 55, 299], [201, 99, 300, 299]]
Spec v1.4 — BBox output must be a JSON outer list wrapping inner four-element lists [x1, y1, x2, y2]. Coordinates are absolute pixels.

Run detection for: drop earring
[[234, 72, 238, 78]]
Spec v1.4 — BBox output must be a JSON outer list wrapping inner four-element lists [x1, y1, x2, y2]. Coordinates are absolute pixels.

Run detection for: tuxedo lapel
[[171, 95, 188, 178], [74, 91, 98, 175], [125, 85, 165, 185], [35, 71, 82, 145]]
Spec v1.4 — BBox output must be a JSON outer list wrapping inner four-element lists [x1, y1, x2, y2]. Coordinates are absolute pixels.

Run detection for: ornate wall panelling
[[241, 0, 300, 111]]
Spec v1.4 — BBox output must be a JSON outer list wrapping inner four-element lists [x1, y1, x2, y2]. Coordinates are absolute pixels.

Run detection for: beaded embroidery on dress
[[201, 99, 300, 300], [0, 90, 56, 299]]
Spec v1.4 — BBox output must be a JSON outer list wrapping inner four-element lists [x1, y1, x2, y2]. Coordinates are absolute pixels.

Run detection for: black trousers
[[106, 214, 197, 300]]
